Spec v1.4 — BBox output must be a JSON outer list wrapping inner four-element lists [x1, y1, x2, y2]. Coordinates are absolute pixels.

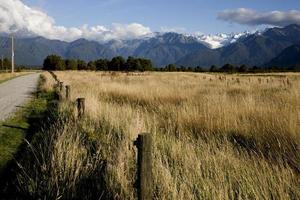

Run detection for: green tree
[[126, 56, 137, 71], [65, 59, 78, 70], [187, 67, 193, 72], [209, 65, 218, 72], [194, 66, 204, 72], [43, 55, 65, 70], [179, 66, 187, 72], [165, 64, 177, 72], [220, 63, 236, 73], [109, 56, 126, 71], [238, 64, 248, 73], [77, 60, 87, 70], [95, 59, 109, 71], [2, 58, 11, 70], [139, 58, 153, 71], [87, 61, 96, 71]]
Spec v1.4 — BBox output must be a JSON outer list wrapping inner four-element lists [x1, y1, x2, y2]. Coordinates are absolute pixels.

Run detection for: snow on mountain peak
[[103, 30, 261, 50], [190, 31, 253, 49]]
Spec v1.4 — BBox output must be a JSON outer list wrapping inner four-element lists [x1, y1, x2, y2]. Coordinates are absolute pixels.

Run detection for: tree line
[[0, 57, 12, 70], [43, 55, 154, 71], [161, 63, 300, 73], [43, 55, 300, 73]]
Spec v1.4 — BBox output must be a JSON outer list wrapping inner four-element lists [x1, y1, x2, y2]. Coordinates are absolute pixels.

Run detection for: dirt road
[[0, 73, 40, 121]]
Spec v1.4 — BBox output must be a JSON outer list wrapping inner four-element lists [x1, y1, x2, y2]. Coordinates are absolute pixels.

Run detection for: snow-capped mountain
[[111, 31, 256, 49], [184, 32, 254, 49], [1, 24, 299, 67]]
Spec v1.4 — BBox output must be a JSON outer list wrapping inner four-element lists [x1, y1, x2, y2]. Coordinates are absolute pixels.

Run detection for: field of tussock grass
[[16, 71, 300, 199]]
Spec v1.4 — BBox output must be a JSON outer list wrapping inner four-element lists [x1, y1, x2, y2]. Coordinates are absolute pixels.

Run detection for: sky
[[0, 0, 300, 42]]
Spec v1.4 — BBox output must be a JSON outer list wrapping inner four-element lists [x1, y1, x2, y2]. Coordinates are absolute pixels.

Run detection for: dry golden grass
[[23, 71, 300, 199], [40, 71, 57, 92], [0, 72, 33, 83]]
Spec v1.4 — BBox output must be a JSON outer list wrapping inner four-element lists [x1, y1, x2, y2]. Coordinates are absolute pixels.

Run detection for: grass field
[[0, 72, 34, 84], [16, 71, 300, 199]]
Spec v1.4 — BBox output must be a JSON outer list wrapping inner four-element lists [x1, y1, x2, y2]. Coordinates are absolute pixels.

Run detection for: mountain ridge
[[177, 24, 300, 67], [1, 24, 300, 68], [267, 44, 300, 68]]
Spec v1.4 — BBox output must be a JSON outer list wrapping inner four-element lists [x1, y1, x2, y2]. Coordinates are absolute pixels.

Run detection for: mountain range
[[267, 44, 300, 68], [0, 24, 300, 68]]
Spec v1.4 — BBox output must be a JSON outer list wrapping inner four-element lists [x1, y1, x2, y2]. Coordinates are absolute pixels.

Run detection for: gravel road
[[0, 73, 40, 121]]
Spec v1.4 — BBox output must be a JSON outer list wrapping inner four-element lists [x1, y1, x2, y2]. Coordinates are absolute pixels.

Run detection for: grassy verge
[[0, 75, 54, 172], [0, 75, 58, 198], [0, 72, 34, 84]]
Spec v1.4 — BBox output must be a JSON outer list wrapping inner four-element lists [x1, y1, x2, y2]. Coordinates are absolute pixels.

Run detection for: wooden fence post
[[65, 85, 70, 100], [76, 98, 85, 118], [134, 133, 153, 200], [36, 90, 41, 98], [59, 82, 64, 92]]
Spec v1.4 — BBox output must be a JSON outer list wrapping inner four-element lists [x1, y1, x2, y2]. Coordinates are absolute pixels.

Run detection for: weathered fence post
[[134, 133, 153, 200], [65, 85, 70, 100], [59, 82, 64, 92], [36, 90, 40, 98], [76, 98, 85, 118]]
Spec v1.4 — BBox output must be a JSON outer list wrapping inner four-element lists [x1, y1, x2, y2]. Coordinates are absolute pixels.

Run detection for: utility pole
[[11, 35, 14, 73]]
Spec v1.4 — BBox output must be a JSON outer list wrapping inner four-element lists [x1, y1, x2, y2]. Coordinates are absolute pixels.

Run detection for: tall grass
[[18, 71, 300, 199], [0, 72, 33, 84]]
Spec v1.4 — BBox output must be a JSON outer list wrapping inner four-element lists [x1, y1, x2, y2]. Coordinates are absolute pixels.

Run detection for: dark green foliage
[[126, 56, 153, 71], [65, 59, 77, 70], [194, 66, 204, 72], [87, 61, 96, 71], [220, 64, 236, 73], [179, 66, 187, 72], [209, 65, 218, 72], [43, 55, 65, 70], [126, 56, 137, 71], [95, 59, 109, 71], [42, 51, 300, 73], [0, 58, 11, 70], [139, 58, 153, 71], [238, 65, 248, 73], [164, 64, 177, 72], [77, 60, 87, 70], [4, 58, 11, 70], [109, 56, 126, 71], [42, 55, 154, 72]]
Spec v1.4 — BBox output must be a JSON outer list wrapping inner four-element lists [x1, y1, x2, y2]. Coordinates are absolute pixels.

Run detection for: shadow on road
[[1, 124, 28, 131]]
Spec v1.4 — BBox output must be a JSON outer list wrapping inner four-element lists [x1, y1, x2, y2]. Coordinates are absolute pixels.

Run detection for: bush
[[65, 59, 78, 70], [43, 55, 65, 70], [95, 59, 109, 71], [77, 60, 87, 70]]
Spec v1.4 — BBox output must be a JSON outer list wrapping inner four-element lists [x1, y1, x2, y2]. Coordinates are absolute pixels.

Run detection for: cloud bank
[[218, 8, 300, 26], [0, 0, 152, 41]]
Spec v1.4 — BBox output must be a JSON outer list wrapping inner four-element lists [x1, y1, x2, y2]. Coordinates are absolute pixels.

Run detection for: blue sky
[[24, 0, 300, 34]]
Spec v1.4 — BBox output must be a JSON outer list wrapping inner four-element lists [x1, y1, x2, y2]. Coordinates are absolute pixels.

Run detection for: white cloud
[[218, 8, 300, 26], [0, 0, 152, 41]]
